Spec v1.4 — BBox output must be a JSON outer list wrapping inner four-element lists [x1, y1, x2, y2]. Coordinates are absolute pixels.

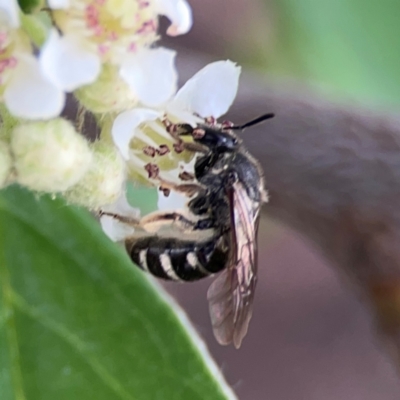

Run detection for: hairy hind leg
[[98, 211, 141, 227], [140, 211, 197, 231]]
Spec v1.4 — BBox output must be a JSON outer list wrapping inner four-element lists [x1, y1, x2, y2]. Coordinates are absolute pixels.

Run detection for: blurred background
[[160, 0, 400, 398]]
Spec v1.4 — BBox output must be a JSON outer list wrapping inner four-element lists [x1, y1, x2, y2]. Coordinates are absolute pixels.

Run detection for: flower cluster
[[0, 0, 242, 238]]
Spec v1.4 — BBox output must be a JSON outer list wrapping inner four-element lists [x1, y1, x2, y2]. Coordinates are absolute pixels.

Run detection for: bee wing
[[207, 181, 261, 348]]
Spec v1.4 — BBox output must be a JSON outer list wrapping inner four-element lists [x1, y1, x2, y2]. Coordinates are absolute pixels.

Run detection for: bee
[[101, 113, 273, 348]]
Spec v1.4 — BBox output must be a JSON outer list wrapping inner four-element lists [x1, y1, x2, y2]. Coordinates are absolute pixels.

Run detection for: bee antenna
[[228, 113, 275, 130]]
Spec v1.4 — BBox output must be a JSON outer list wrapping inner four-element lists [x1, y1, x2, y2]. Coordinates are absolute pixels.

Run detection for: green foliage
[[20, 12, 48, 47], [270, 0, 400, 106], [0, 186, 235, 400], [18, 0, 43, 14]]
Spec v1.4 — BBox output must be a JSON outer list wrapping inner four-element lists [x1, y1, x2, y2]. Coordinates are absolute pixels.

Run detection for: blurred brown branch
[[176, 48, 400, 365]]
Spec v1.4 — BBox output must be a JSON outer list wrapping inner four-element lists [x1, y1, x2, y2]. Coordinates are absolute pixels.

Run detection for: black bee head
[[194, 127, 240, 153]]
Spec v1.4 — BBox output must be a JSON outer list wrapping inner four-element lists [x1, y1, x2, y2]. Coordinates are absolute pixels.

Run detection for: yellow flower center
[[53, 0, 158, 64], [128, 119, 196, 186]]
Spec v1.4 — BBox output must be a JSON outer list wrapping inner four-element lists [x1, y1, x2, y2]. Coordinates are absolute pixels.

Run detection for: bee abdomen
[[126, 236, 229, 282]]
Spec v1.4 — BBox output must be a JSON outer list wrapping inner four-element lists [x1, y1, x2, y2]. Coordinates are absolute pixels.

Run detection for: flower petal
[[172, 60, 241, 118], [154, 0, 192, 36], [100, 191, 140, 242], [100, 215, 134, 242], [120, 47, 177, 107], [40, 30, 101, 92], [112, 108, 161, 159], [157, 189, 188, 211], [165, 102, 202, 126], [47, 0, 70, 9], [4, 54, 65, 119], [0, 0, 20, 27]]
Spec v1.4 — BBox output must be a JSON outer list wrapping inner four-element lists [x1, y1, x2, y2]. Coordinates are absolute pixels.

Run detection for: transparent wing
[[207, 181, 261, 348]]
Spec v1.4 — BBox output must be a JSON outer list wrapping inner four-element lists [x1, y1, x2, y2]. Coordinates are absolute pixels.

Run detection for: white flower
[[0, 1, 65, 119], [153, 0, 192, 36], [112, 60, 241, 159], [40, 30, 101, 92], [112, 108, 162, 160], [110, 60, 241, 213], [0, 0, 19, 28], [119, 47, 178, 107], [71, 46, 178, 113], [168, 60, 241, 119], [43, 0, 190, 96]]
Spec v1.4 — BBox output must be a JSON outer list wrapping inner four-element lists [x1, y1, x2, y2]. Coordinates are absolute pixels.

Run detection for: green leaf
[[270, 0, 400, 106], [20, 12, 48, 47], [18, 0, 43, 14], [0, 186, 235, 400]]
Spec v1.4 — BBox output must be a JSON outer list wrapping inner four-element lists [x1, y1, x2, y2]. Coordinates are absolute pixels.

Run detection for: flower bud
[[11, 118, 92, 192], [0, 140, 12, 188], [75, 64, 138, 114], [65, 141, 125, 210]]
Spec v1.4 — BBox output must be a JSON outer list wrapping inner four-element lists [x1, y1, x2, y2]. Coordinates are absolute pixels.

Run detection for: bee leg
[[194, 152, 220, 179], [141, 210, 218, 232], [172, 139, 208, 154], [163, 119, 191, 138], [261, 190, 269, 203], [98, 211, 141, 228], [193, 217, 217, 230], [163, 120, 208, 154], [188, 193, 210, 215], [99, 209, 199, 234], [158, 178, 206, 198], [140, 211, 198, 231], [180, 142, 208, 154]]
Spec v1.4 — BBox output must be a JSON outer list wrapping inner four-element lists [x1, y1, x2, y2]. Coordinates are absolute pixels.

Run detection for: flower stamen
[[178, 171, 194, 181], [143, 145, 157, 157], [157, 144, 170, 156], [144, 162, 159, 179]]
